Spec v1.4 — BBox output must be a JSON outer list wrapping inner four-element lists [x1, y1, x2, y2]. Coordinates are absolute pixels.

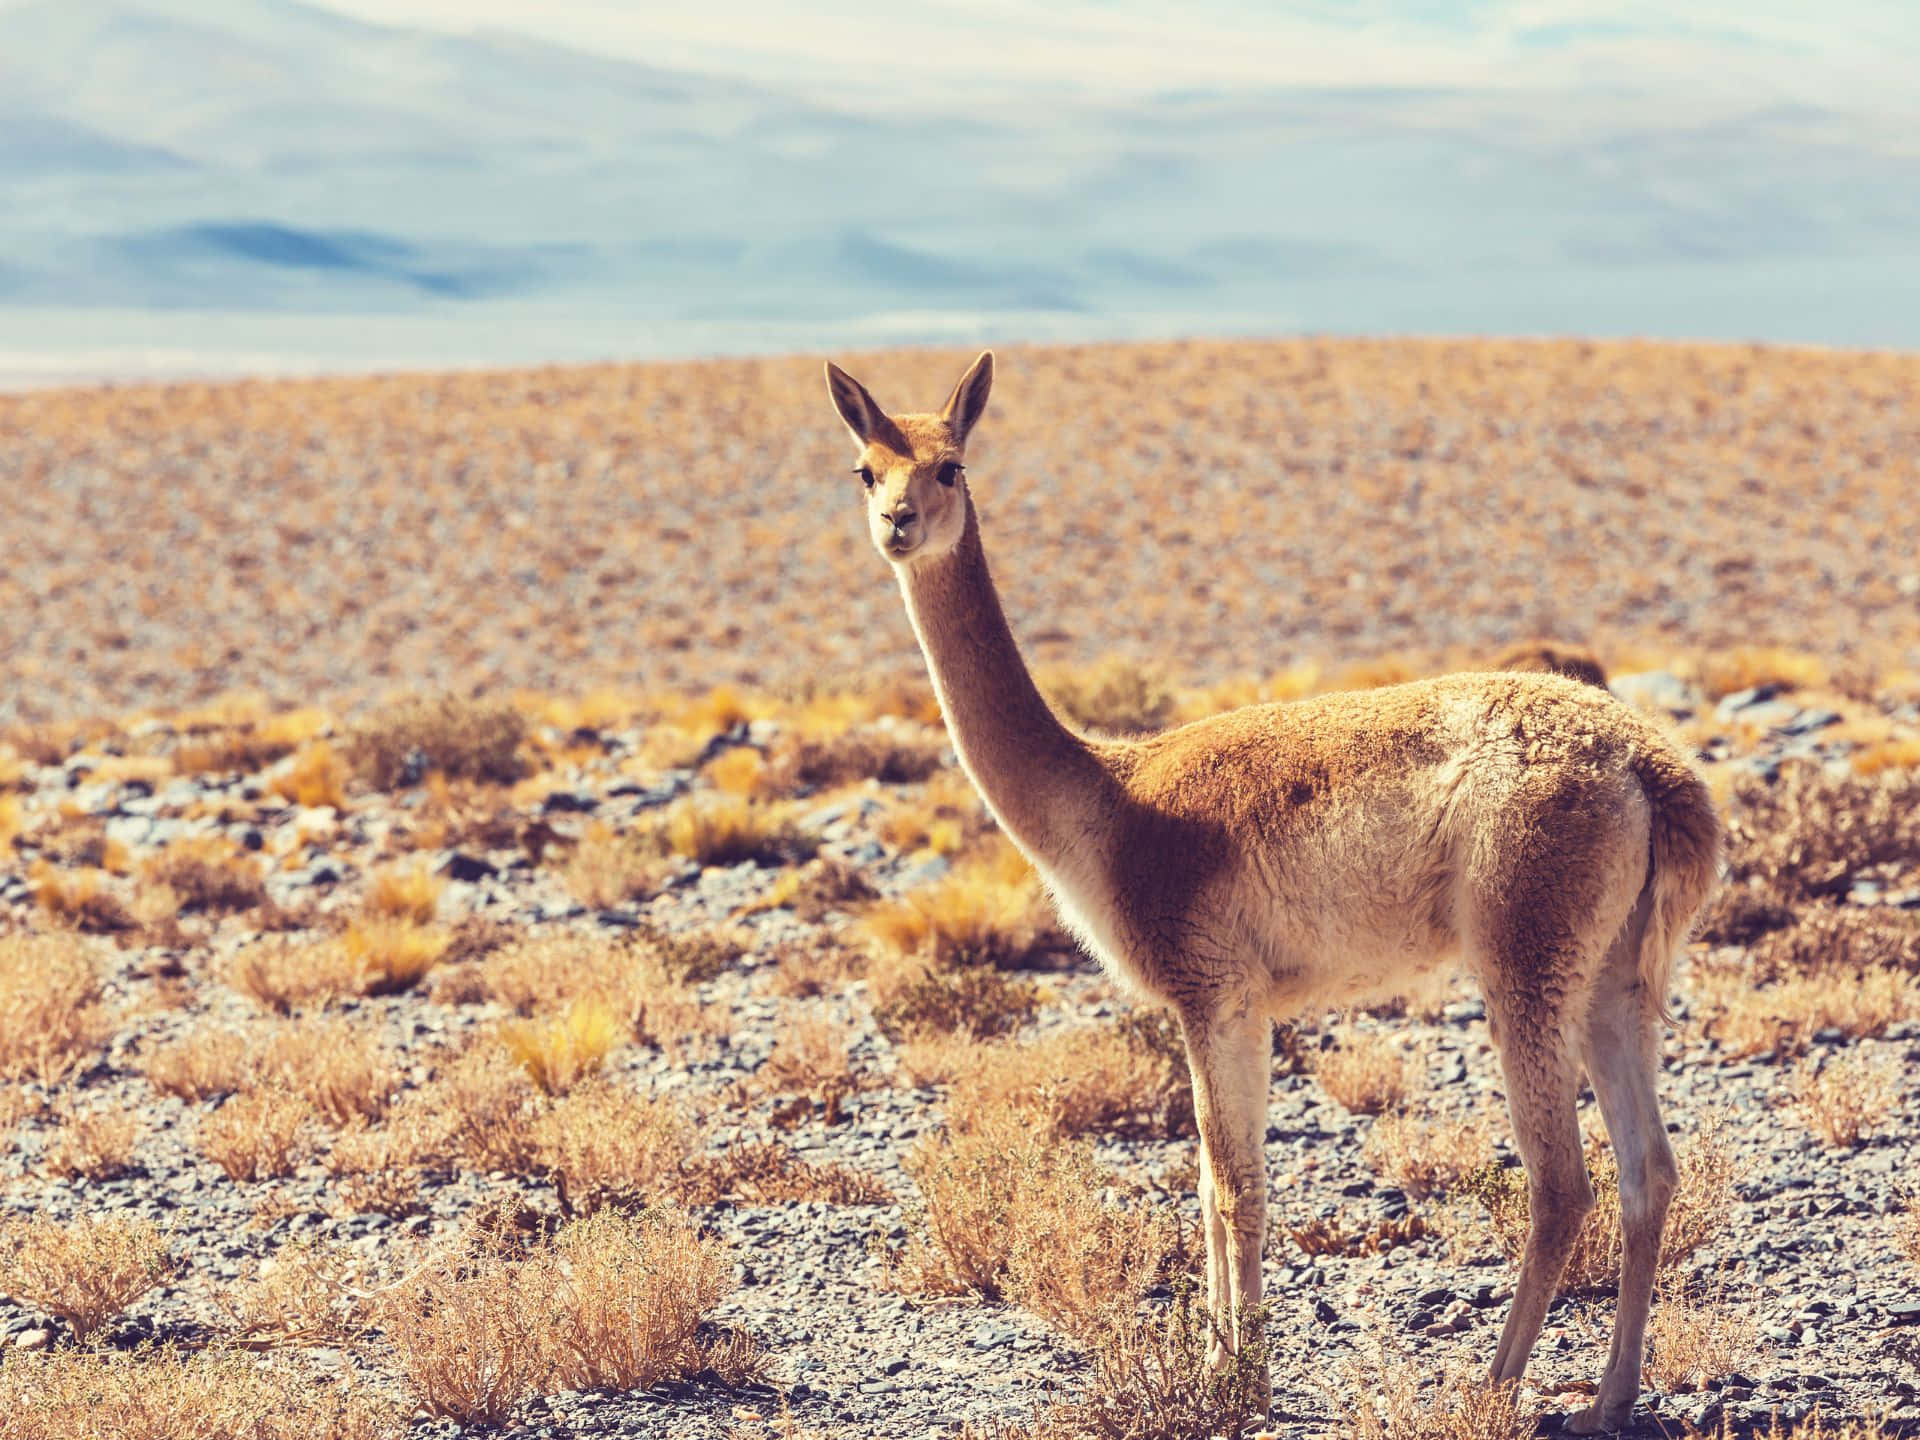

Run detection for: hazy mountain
[[2, 0, 1917, 381]]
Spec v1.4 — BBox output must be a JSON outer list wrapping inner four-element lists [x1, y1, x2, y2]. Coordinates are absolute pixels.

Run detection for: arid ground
[[1, 339, 1918, 1440]]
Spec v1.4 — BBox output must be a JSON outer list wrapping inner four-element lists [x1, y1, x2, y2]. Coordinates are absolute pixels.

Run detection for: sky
[[1, 0, 1916, 380]]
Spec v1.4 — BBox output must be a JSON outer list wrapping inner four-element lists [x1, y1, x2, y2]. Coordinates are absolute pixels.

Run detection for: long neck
[[897, 497, 1114, 871]]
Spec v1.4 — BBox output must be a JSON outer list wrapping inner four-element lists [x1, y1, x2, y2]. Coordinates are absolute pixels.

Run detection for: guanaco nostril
[[891, 510, 917, 530]]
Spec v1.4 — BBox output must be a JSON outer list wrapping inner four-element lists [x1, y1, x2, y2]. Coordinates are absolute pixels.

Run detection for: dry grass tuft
[[141, 834, 267, 914], [388, 1046, 540, 1174], [1043, 657, 1177, 734], [1697, 646, 1828, 699], [1465, 1117, 1736, 1295], [1363, 1111, 1497, 1199], [974, 1280, 1273, 1440], [141, 1024, 256, 1101], [347, 692, 528, 790], [226, 936, 360, 1013], [1313, 1028, 1411, 1115], [899, 1100, 1172, 1344], [499, 1000, 622, 1095], [658, 792, 817, 868], [943, 1021, 1185, 1139], [0, 932, 108, 1083], [196, 1087, 312, 1181], [1787, 1050, 1900, 1148], [260, 1016, 401, 1127], [0, 1348, 403, 1440], [366, 861, 444, 923], [1694, 961, 1920, 1059], [763, 723, 946, 792], [374, 1207, 737, 1425], [216, 1236, 378, 1345], [28, 861, 137, 932], [1644, 1278, 1755, 1393], [757, 1013, 875, 1125], [562, 819, 673, 908], [1715, 762, 1920, 911], [872, 961, 1040, 1043], [43, 1102, 140, 1180], [535, 1081, 693, 1215], [1338, 1343, 1538, 1440], [342, 915, 450, 994], [864, 838, 1066, 972], [271, 739, 352, 809], [0, 1214, 174, 1343], [688, 1140, 894, 1207]]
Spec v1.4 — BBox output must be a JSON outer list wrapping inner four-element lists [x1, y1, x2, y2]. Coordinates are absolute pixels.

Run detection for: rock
[[13, 1329, 49, 1351], [440, 851, 497, 882]]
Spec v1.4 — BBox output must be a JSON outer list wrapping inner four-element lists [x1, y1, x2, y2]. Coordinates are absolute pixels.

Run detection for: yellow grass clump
[[499, 1000, 622, 1095], [1314, 1027, 1411, 1116], [342, 915, 451, 994], [271, 740, 351, 809], [366, 861, 444, 923], [196, 1087, 312, 1181]]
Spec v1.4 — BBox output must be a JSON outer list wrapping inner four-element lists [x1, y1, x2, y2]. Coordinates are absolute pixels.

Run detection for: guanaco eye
[[937, 461, 963, 487], [854, 465, 875, 489]]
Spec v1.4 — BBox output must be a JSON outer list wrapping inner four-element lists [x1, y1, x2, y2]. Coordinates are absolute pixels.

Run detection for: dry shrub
[[271, 739, 351, 809], [945, 1022, 1183, 1138], [141, 1024, 255, 1101], [1644, 1278, 1755, 1392], [217, 1236, 377, 1345], [348, 693, 528, 790], [259, 1016, 400, 1127], [864, 838, 1066, 972], [1363, 1111, 1497, 1199], [562, 819, 672, 908], [1746, 904, 1920, 978], [1697, 646, 1827, 699], [657, 792, 816, 868], [872, 961, 1040, 1043], [43, 1102, 139, 1180], [366, 861, 444, 923], [763, 723, 946, 792], [899, 1102, 1172, 1344], [389, 1046, 540, 1174], [0, 1348, 402, 1440], [1717, 762, 1920, 908], [764, 937, 863, 1000], [1788, 1050, 1899, 1148], [976, 1280, 1273, 1440], [499, 1000, 622, 1095], [479, 931, 719, 1059], [879, 769, 985, 854], [1314, 1029, 1410, 1115], [688, 1140, 894, 1207], [1338, 1344, 1538, 1440], [0, 1214, 174, 1343], [226, 936, 360, 1013], [374, 1208, 735, 1425], [342, 915, 450, 993], [1043, 657, 1177, 734], [140, 834, 266, 914], [746, 856, 879, 923], [1465, 1117, 1736, 1295], [758, 1013, 874, 1124], [536, 1081, 693, 1215], [197, 1087, 312, 1181], [0, 932, 108, 1083], [534, 1208, 739, 1392], [1695, 961, 1920, 1059], [28, 861, 136, 932]]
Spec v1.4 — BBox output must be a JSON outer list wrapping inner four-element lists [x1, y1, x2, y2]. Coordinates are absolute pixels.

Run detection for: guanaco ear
[[825, 361, 886, 447], [941, 351, 994, 445]]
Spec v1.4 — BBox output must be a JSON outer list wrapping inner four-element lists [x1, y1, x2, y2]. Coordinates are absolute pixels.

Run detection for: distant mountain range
[[2, 0, 1918, 381]]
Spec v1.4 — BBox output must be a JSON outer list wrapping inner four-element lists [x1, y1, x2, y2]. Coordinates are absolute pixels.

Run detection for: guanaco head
[[824, 351, 993, 566]]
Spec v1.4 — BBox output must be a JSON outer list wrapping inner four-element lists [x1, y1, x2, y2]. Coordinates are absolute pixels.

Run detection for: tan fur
[[825, 354, 1723, 1432]]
